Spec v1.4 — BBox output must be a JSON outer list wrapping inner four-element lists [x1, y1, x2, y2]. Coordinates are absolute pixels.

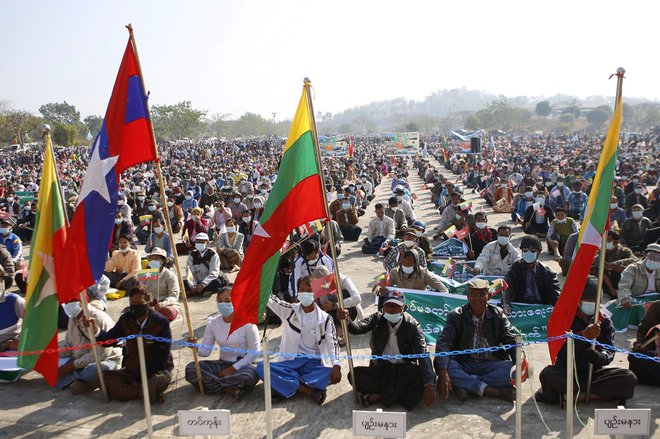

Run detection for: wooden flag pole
[[304, 78, 358, 403], [586, 67, 625, 402], [126, 23, 204, 394], [43, 126, 110, 401]]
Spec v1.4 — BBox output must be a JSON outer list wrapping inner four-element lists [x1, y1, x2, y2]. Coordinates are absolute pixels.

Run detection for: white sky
[[1, 0, 657, 120]]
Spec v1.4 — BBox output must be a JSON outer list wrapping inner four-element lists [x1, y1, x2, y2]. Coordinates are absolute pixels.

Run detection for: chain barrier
[[3, 332, 659, 364]]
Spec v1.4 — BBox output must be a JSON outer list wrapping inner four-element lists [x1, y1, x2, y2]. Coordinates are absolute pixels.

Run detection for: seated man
[[471, 225, 521, 276], [504, 236, 560, 307], [0, 219, 22, 270], [629, 300, 660, 386], [617, 243, 660, 308], [546, 207, 578, 257], [256, 276, 342, 404], [558, 231, 579, 277], [434, 192, 462, 238], [383, 229, 427, 273], [536, 276, 638, 405], [58, 299, 122, 393], [185, 233, 227, 296], [411, 221, 432, 263], [186, 286, 260, 399], [103, 234, 140, 292], [385, 250, 447, 294], [0, 288, 24, 352], [311, 266, 362, 324], [335, 198, 362, 241], [177, 206, 209, 255], [468, 212, 497, 260], [522, 193, 555, 238], [340, 290, 436, 411], [362, 203, 395, 254], [384, 196, 407, 238], [590, 230, 637, 301], [620, 204, 653, 253], [143, 247, 180, 321], [85, 286, 174, 403], [394, 185, 416, 224], [435, 279, 517, 402]]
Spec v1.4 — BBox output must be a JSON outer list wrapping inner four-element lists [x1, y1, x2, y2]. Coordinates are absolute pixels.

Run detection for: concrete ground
[[1, 156, 657, 439]]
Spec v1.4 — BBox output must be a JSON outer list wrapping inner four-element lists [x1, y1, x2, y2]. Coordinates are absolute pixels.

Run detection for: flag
[[458, 201, 472, 211], [490, 136, 498, 163], [230, 82, 327, 332], [547, 92, 623, 363], [348, 135, 355, 158], [17, 137, 67, 386], [139, 214, 153, 226], [57, 29, 158, 302], [137, 268, 159, 282], [444, 225, 457, 238], [311, 273, 337, 299], [455, 225, 470, 241], [298, 219, 325, 236]]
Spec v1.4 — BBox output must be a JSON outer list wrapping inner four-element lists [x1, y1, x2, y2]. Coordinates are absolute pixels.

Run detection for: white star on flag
[[34, 251, 56, 308], [253, 222, 271, 238], [76, 136, 119, 206]]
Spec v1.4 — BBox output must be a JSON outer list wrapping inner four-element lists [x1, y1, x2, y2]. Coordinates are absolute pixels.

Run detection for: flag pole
[[126, 23, 204, 394], [43, 126, 110, 401], [585, 67, 625, 402], [303, 78, 358, 403]]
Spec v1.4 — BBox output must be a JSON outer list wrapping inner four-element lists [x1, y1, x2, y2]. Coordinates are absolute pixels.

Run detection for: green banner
[[15, 191, 35, 203], [401, 289, 553, 345], [602, 293, 660, 332]]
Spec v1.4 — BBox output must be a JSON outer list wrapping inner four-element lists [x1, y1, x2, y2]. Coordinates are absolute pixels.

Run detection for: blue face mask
[[217, 302, 234, 317], [384, 312, 402, 324], [522, 251, 538, 263]]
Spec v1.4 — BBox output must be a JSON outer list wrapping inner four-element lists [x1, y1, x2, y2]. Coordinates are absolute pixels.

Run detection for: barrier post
[[566, 332, 574, 439], [136, 336, 154, 438], [515, 334, 522, 439], [262, 337, 273, 439]]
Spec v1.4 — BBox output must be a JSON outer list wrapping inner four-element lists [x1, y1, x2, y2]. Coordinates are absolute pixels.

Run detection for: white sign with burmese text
[[594, 407, 650, 436], [353, 410, 406, 438], [178, 409, 231, 436]]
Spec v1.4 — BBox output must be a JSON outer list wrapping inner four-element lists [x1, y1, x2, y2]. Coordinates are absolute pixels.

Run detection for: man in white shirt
[[394, 186, 416, 224], [470, 226, 521, 276], [362, 203, 395, 254], [256, 276, 342, 404], [185, 233, 228, 296]]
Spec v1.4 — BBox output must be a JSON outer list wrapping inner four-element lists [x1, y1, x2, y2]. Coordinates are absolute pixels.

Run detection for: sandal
[[312, 390, 327, 405], [359, 392, 374, 408]]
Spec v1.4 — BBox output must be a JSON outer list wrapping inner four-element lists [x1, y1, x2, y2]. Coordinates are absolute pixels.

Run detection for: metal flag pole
[[126, 23, 204, 394], [304, 78, 358, 402], [586, 67, 625, 402], [514, 334, 522, 439], [566, 332, 574, 439], [44, 126, 110, 401]]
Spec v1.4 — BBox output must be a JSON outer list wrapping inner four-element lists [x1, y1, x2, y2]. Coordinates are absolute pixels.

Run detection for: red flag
[[455, 225, 470, 240], [311, 273, 337, 299]]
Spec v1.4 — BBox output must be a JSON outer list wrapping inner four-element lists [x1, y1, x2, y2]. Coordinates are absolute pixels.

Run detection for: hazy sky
[[1, 1, 657, 121]]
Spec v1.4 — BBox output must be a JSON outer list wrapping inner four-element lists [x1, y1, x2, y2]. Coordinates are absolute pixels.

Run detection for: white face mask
[[195, 243, 207, 252], [148, 205, 156, 212], [610, 203, 618, 209], [120, 247, 130, 253], [536, 197, 546, 204], [0, 228, 9, 235], [635, 188, 643, 194], [63, 302, 82, 318], [185, 196, 192, 200], [192, 215, 200, 222], [415, 231, 423, 237], [342, 202, 351, 210], [167, 201, 174, 207], [500, 183, 507, 188], [234, 198, 241, 204], [580, 301, 596, 316], [138, 196, 146, 201], [147, 260, 161, 269], [632, 211, 643, 219], [254, 202, 262, 209], [455, 214, 462, 221], [306, 258, 318, 265], [645, 259, 660, 271], [115, 218, 123, 225], [497, 236, 509, 246], [401, 265, 414, 274], [557, 182, 564, 187], [118, 199, 125, 205], [403, 240, 415, 248], [605, 242, 615, 251], [298, 292, 315, 307], [475, 222, 487, 230], [226, 227, 236, 233], [153, 227, 164, 234], [525, 192, 533, 198], [242, 217, 251, 223], [556, 218, 566, 224]]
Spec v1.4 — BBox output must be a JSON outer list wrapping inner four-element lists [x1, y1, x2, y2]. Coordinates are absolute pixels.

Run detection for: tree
[[39, 101, 81, 125], [207, 113, 231, 139], [0, 110, 45, 145], [405, 122, 420, 132], [464, 114, 480, 131], [558, 113, 575, 132], [587, 105, 612, 127], [151, 101, 207, 142], [561, 105, 581, 119], [535, 101, 551, 117], [52, 123, 80, 146], [83, 115, 104, 138]]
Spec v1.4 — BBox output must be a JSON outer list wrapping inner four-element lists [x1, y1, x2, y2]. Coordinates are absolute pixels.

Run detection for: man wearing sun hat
[[435, 278, 517, 402]]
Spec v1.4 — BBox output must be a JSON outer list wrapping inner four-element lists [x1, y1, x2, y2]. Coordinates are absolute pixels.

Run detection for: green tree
[[464, 114, 480, 131], [0, 110, 45, 145], [535, 101, 551, 117], [39, 101, 81, 125], [405, 122, 420, 132], [207, 113, 231, 139], [52, 123, 80, 146], [151, 101, 207, 142], [561, 105, 581, 119], [587, 105, 612, 127], [558, 113, 575, 132], [83, 115, 104, 138]]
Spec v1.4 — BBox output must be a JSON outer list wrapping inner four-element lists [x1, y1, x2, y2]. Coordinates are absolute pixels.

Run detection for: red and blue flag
[[57, 28, 157, 301]]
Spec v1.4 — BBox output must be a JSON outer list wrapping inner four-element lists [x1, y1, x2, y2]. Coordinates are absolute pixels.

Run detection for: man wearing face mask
[[566, 181, 587, 220], [181, 190, 198, 221], [617, 243, 660, 308], [620, 205, 652, 253], [110, 211, 136, 254], [185, 233, 227, 297], [339, 289, 436, 410], [471, 226, 521, 276], [229, 193, 248, 221], [0, 219, 22, 270], [144, 219, 173, 260], [380, 251, 447, 307], [468, 212, 497, 260], [522, 191, 555, 239], [608, 195, 628, 227], [142, 248, 180, 321], [590, 231, 637, 301], [85, 286, 174, 403], [394, 186, 416, 225], [383, 229, 427, 272], [0, 286, 24, 352], [434, 192, 462, 238], [624, 174, 642, 196], [384, 196, 407, 238], [411, 221, 433, 263], [362, 203, 395, 254], [251, 196, 265, 222], [185, 287, 260, 399], [257, 276, 342, 405], [546, 207, 578, 257], [435, 279, 517, 402], [504, 236, 560, 307], [177, 207, 209, 256], [536, 276, 638, 405], [238, 210, 255, 249], [335, 196, 361, 242], [57, 299, 122, 393], [625, 183, 649, 216], [137, 200, 164, 245], [290, 239, 334, 297]]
